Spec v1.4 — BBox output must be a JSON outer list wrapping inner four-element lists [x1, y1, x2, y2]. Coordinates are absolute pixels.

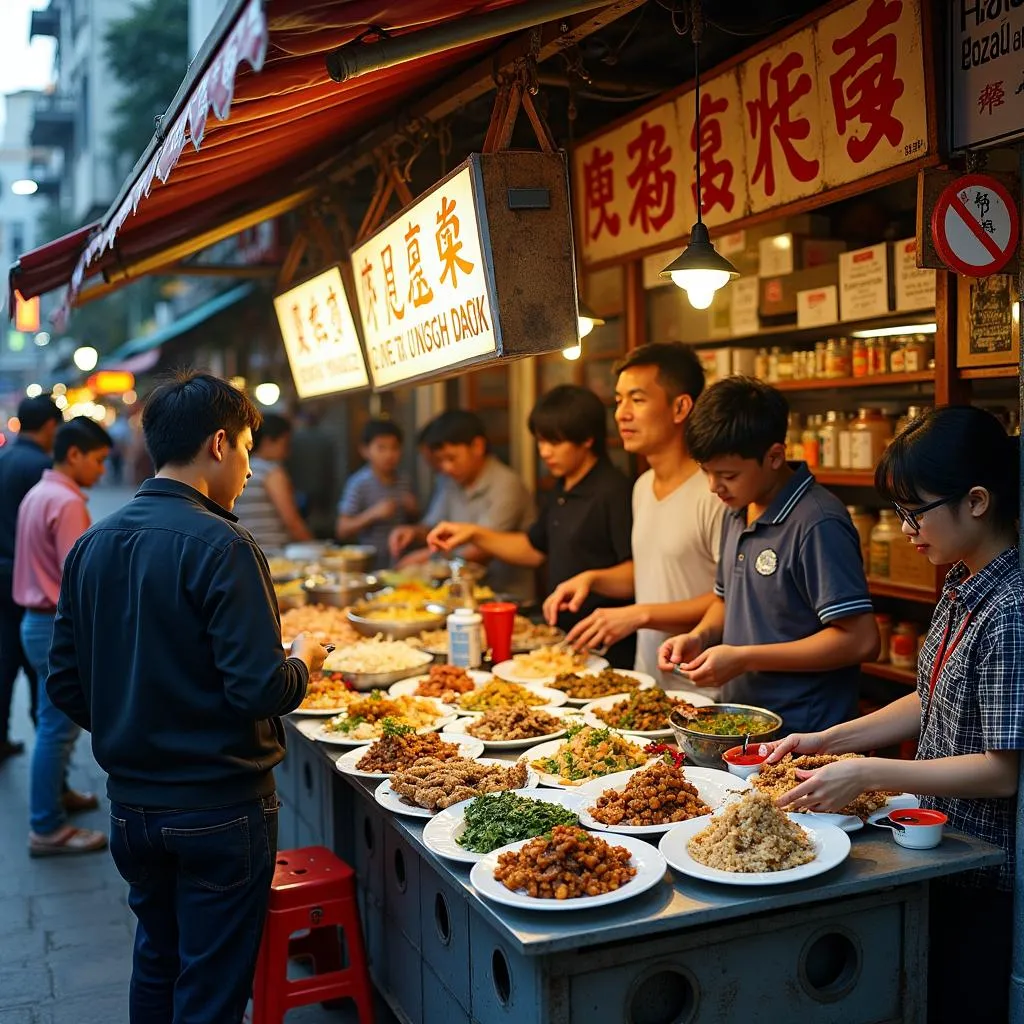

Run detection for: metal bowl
[[347, 602, 446, 640], [303, 572, 381, 608], [320, 545, 377, 574], [322, 648, 434, 692], [284, 541, 332, 562], [669, 703, 782, 769]]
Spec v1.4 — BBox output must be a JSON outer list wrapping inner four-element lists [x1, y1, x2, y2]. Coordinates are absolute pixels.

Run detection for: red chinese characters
[[746, 51, 820, 198], [978, 81, 1006, 116], [626, 120, 676, 234], [828, 0, 905, 163], [581, 145, 621, 242], [690, 92, 735, 216], [436, 195, 474, 289]]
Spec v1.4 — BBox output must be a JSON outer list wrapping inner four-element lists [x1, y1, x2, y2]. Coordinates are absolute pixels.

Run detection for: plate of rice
[[658, 790, 851, 886]]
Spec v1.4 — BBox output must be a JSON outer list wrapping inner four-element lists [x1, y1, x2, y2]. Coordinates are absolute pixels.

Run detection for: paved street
[[0, 484, 378, 1024]]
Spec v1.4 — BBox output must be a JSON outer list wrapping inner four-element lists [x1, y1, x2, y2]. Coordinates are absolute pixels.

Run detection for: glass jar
[[904, 334, 934, 373], [786, 412, 805, 460], [889, 338, 907, 373], [852, 337, 868, 378], [846, 505, 877, 566], [754, 347, 770, 380], [870, 337, 890, 375], [875, 613, 893, 663], [814, 341, 828, 378], [768, 346, 782, 383], [891, 621, 920, 670], [802, 415, 821, 468], [849, 408, 892, 470], [825, 338, 851, 379], [869, 509, 902, 579], [819, 410, 844, 468], [776, 349, 795, 381]]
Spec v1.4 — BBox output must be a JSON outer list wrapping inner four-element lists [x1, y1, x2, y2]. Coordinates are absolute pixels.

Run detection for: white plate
[[310, 696, 457, 746], [580, 690, 714, 739], [548, 668, 658, 707], [334, 736, 486, 779], [422, 788, 584, 864], [492, 654, 609, 686], [441, 707, 578, 750], [387, 670, 492, 699], [453, 684, 568, 716], [374, 759, 539, 817], [658, 813, 851, 886], [522, 733, 655, 789], [469, 831, 666, 911], [289, 704, 352, 717], [576, 766, 751, 836]]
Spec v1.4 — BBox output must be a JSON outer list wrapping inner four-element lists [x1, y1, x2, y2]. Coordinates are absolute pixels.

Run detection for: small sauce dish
[[722, 744, 769, 780], [871, 808, 947, 849]]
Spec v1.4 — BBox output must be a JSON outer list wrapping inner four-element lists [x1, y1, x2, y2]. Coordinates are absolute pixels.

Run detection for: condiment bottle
[[754, 347, 770, 380], [849, 408, 892, 470], [802, 415, 821, 468], [890, 338, 907, 374], [852, 337, 868, 378], [447, 608, 483, 668], [786, 412, 805, 460], [819, 411, 843, 468], [814, 340, 828, 378], [869, 509, 901, 579], [904, 334, 934, 373], [891, 622, 920, 670]]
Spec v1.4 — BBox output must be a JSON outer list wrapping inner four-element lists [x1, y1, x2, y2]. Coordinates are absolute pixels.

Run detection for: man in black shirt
[[47, 373, 328, 1023], [0, 395, 61, 760], [427, 385, 635, 667]]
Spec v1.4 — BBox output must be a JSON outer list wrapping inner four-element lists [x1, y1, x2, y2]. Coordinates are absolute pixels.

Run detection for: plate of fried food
[[576, 762, 750, 836], [281, 604, 362, 647], [524, 723, 654, 788], [581, 688, 713, 739], [334, 720, 485, 779], [469, 825, 666, 911], [748, 753, 916, 833], [454, 679, 568, 716], [548, 668, 656, 706], [422, 788, 583, 865], [311, 692, 455, 745], [510, 617, 565, 652], [658, 790, 851, 886], [292, 673, 355, 716], [442, 706, 575, 750], [388, 665, 492, 702], [374, 756, 538, 818], [492, 647, 608, 685]]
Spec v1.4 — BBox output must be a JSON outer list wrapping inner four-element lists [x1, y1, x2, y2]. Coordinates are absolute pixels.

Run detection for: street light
[[11, 179, 39, 196], [25, 383, 42, 398], [73, 346, 98, 372], [254, 382, 281, 406]]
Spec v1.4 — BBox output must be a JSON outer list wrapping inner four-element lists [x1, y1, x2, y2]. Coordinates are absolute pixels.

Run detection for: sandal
[[28, 826, 108, 857], [62, 790, 100, 814]]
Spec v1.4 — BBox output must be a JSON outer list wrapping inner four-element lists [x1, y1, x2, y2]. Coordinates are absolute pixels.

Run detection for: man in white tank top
[[543, 343, 724, 690]]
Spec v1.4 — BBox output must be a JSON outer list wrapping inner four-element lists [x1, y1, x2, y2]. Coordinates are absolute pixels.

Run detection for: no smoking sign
[[930, 173, 1019, 278]]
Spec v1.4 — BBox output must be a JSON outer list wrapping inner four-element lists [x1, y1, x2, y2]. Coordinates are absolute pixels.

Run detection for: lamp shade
[[577, 299, 605, 339], [660, 222, 740, 310]]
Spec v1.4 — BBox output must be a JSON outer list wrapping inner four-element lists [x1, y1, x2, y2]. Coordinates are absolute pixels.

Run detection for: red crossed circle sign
[[931, 174, 1019, 277]]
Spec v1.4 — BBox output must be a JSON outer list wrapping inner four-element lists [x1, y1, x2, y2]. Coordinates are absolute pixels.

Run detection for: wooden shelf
[[861, 662, 917, 685], [957, 365, 1018, 381], [867, 578, 938, 604], [774, 371, 934, 392], [813, 470, 876, 487]]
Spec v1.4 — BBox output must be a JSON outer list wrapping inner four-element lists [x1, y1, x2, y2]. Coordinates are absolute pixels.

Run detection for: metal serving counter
[[279, 718, 1001, 1024]]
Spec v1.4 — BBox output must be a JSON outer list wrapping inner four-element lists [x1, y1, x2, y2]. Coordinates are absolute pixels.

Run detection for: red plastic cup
[[479, 602, 517, 664]]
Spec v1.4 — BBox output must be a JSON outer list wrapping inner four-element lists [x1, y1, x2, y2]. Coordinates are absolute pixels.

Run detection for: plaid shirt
[[916, 547, 1024, 890]]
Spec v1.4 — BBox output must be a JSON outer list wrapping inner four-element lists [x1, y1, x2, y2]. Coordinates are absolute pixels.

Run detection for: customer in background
[[16, 417, 112, 856], [428, 386, 634, 667], [766, 406, 1021, 1024], [233, 412, 313, 550], [47, 372, 328, 1024], [544, 343, 724, 688], [336, 419, 418, 569], [0, 395, 62, 762], [659, 377, 879, 733], [389, 410, 535, 601]]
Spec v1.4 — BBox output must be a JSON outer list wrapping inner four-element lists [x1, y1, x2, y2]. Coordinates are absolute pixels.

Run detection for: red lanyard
[[926, 610, 974, 702]]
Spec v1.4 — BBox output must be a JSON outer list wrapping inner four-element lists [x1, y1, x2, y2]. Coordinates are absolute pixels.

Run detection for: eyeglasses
[[891, 493, 965, 533]]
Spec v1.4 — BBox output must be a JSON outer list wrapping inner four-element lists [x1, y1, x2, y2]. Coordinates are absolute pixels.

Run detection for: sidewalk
[[0, 484, 378, 1024]]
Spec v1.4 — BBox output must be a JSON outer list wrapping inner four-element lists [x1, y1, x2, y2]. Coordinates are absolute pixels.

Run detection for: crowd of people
[[0, 344, 1019, 1021]]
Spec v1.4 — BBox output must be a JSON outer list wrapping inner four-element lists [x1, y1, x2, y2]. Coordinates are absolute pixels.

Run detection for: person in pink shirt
[[15, 417, 112, 856]]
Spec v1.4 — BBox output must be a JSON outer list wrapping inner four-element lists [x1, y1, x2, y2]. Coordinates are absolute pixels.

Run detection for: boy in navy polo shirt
[[659, 377, 879, 733]]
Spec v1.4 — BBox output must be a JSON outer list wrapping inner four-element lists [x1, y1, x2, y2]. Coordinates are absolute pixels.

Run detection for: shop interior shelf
[[867, 578, 938, 604], [861, 661, 918, 686], [813, 469, 877, 487], [957, 365, 1018, 381], [709, 309, 936, 349], [774, 371, 934, 392]]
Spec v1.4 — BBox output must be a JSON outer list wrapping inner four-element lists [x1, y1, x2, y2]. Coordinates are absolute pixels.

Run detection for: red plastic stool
[[251, 846, 374, 1024]]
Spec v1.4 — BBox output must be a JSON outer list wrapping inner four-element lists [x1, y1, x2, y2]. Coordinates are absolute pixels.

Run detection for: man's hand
[[426, 521, 475, 553], [290, 633, 328, 674], [762, 732, 828, 764], [396, 547, 432, 569], [775, 757, 871, 813], [658, 633, 704, 672], [565, 606, 643, 652], [389, 525, 418, 559], [542, 572, 593, 626], [678, 644, 746, 687], [368, 497, 398, 523]]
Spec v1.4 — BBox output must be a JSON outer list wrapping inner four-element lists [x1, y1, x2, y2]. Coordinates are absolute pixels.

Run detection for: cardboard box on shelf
[[892, 238, 936, 312], [714, 215, 832, 277], [839, 244, 891, 320], [759, 264, 840, 320], [758, 235, 847, 277], [797, 285, 839, 328]]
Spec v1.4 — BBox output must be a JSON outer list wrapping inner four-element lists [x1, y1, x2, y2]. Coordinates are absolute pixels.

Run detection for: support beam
[[165, 263, 279, 278]]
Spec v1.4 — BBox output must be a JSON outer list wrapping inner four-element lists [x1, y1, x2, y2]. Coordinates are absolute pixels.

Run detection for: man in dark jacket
[[0, 395, 61, 760], [47, 372, 328, 1024]]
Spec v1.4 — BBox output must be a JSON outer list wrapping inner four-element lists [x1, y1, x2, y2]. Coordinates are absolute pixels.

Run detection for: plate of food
[[280, 603, 362, 648], [748, 754, 918, 833], [469, 826, 666, 911], [524, 724, 653, 788], [421, 788, 583, 864], [388, 666, 492, 702], [492, 647, 608, 685], [455, 680, 568, 716], [576, 762, 750, 836], [548, 668, 657, 706], [510, 617, 566, 653], [374, 757, 537, 818], [582, 689, 713, 739], [311, 695, 455, 746], [658, 790, 851, 886], [321, 637, 434, 691], [442, 706, 575, 750], [291, 674, 355, 716], [334, 722, 485, 779]]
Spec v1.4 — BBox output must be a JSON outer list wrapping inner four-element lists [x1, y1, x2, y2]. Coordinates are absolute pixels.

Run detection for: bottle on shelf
[[891, 621, 920, 671], [786, 411, 805, 460], [846, 504, 877, 566], [768, 346, 782, 383], [849, 407, 893, 470], [814, 341, 828, 378], [852, 337, 868, 378], [802, 414, 821, 468], [869, 508, 902, 579], [819, 410, 845, 468], [904, 334, 933, 373], [889, 337, 907, 374], [754, 347, 770, 381]]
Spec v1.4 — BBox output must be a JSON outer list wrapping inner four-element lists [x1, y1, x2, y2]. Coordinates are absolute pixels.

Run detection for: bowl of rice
[[669, 703, 781, 769], [348, 602, 447, 640], [321, 637, 434, 691]]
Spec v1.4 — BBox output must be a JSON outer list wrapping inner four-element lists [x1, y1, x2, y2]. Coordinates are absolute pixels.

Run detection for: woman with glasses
[[763, 405, 1022, 1024]]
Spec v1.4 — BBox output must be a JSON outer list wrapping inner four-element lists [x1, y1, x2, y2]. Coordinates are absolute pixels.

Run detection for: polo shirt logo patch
[[755, 548, 779, 576]]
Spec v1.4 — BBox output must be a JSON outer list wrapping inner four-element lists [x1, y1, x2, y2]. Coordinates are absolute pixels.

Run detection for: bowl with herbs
[[668, 703, 782, 768], [420, 788, 584, 865]]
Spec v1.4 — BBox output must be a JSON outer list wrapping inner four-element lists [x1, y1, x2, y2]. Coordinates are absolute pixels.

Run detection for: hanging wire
[[692, 1, 702, 226]]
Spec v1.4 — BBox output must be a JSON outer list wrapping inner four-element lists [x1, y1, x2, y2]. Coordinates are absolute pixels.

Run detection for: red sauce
[[723, 752, 766, 766]]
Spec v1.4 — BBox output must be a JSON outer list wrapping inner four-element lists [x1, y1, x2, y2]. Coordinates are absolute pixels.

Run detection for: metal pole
[[325, 0, 615, 83]]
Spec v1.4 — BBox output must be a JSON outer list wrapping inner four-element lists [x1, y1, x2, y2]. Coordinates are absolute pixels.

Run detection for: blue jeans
[[109, 795, 279, 1024], [23, 610, 78, 835]]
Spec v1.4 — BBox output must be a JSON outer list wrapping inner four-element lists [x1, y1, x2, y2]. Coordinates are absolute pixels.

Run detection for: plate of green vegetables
[[421, 788, 584, 865]]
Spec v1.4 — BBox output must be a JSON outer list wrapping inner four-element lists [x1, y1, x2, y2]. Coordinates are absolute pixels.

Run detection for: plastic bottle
[[447, 608, 483, 668]]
